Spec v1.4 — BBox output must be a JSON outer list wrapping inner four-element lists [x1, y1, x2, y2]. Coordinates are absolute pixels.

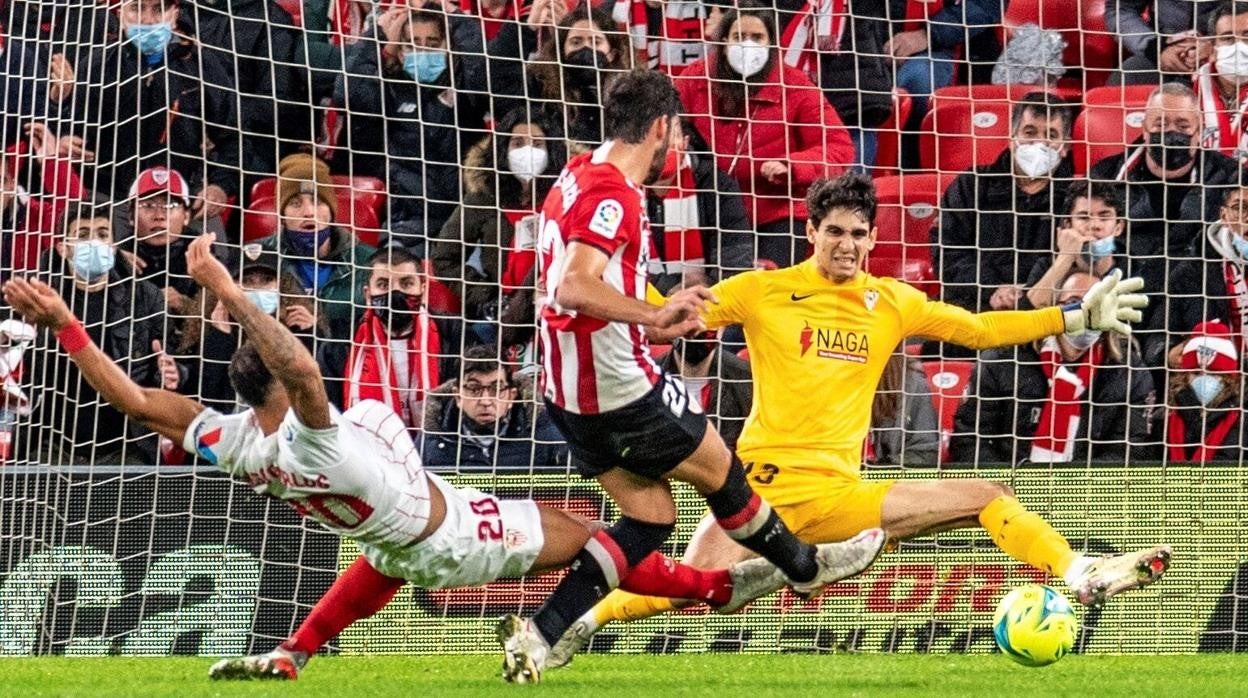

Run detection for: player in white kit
[[2, 237, 796, 681]]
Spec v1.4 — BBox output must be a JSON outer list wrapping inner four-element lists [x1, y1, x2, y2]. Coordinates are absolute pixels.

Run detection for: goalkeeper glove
[[1061, 269, 1149, 336]]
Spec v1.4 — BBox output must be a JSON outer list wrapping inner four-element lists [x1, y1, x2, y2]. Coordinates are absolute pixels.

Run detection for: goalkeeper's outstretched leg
[[549, 477, 1170, 669]]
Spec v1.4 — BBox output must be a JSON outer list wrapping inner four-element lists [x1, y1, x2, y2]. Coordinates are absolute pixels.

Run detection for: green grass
[[1, 654, 1244, 697]]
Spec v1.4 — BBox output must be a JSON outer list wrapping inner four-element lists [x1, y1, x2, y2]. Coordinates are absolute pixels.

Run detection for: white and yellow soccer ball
[[992, 584, 1079, 667]]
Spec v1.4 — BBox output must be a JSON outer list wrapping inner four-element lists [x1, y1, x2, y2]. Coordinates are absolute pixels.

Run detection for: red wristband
[[56, 320, 91, 354]]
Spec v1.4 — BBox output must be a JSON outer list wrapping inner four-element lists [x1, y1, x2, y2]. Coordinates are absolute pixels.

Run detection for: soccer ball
[[992, 584, 1078, 667]]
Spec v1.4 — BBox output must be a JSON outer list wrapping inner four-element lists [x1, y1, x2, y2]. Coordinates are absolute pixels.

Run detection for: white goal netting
[[0, 0, 1243, 657]]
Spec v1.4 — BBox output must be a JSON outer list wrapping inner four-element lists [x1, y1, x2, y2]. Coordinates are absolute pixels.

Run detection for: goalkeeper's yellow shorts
[[746, 461, 896, 544]]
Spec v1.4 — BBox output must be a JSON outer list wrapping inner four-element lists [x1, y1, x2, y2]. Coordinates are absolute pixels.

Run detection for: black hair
[[1062, 180, 1126, 219], [806, 173, 877, 229], [1206, 2, 1248, 37], [366, 246, 421, 270], [229, 343, 276, 408], [1010, 91, 1075, 140], [59, 203, 112, 239], [603, 70, 682, 144], [459, 344, 505, 383]]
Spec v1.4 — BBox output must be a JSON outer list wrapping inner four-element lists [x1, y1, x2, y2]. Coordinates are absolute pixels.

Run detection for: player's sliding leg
[[209, 556, 405, 680], [881, 479, 1171, 607]]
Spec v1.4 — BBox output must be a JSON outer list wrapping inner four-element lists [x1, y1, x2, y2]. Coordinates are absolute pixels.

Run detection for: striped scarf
[[1029, 338, 1100, 463], [1194, 62, 1248, 160]]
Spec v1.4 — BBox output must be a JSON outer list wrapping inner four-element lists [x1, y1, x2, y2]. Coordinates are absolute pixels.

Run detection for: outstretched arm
[[2, 278, 203, 443], [186, 234, 332, 430]]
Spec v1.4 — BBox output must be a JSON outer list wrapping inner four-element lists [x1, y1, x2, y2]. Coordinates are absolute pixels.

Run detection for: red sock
[[284, 556, 406, 655], [617, 552, 733, 606]]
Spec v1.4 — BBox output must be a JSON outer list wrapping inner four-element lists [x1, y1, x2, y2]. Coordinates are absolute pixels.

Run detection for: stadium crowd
[[1, 0, 1247, 469]]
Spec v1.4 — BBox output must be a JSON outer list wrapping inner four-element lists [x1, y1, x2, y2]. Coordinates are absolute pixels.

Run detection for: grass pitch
[[1, 654, 1242, 697]]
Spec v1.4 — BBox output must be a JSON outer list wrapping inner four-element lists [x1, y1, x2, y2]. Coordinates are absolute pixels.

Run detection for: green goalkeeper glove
[[1061, 269, 1149, 336]]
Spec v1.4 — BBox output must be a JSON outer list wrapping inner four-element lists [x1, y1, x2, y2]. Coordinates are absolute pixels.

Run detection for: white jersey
[[183, 399, 433, 547]]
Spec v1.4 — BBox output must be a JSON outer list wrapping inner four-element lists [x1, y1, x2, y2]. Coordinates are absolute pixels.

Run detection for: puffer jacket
[[674, 57, 855, 227], [419, 377, 569, 473]]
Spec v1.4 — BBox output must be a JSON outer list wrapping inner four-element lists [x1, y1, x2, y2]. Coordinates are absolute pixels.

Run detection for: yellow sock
[[592, 589, 679, 627], [979, 496, 1078, 577]]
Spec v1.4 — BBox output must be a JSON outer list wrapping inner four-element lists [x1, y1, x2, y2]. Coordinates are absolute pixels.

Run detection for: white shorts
[[358, 475, 546, 589]]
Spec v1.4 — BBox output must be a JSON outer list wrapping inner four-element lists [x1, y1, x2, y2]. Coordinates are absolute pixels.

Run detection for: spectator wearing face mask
[[1162, 185, 1248, 363], [513, 6, 634, 150], [1090, 83, 1246, 357], [30, 204, 180, 464], [949, 272, 1155, 465], [321, 248, 442, 429], [933, 93, 1075, 324], [432, 107, 568, 344], [420, 345, 568, 472], [260, 154, 374, 340], [174, 247, 327, 414], [67, 0, 241, 218], [674, 1, 855, 267], [1023, 181, 1130, 310], [1194, 3, 1248, 162], [336, 7, 488, 251], [1164, 320, 1248, 462]]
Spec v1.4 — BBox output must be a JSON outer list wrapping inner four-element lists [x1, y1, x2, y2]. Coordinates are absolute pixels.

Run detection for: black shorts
[[545, 372, 708, 480]]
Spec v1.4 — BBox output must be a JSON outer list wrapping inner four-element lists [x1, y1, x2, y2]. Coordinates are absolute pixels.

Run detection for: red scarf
[[1194, 62, 1248, 157], [649, 153, 704, 276], [344, 310, 440, 425], [616, 0, 708, 74], [779, 0, 847, 78], [1029, 339, 1101, 463], [1167, 408, 1240, 463], [501, 209, 538, 292]]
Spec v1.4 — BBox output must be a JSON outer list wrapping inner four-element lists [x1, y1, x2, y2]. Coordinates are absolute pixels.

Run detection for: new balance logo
[[790, 292, 815, 301]]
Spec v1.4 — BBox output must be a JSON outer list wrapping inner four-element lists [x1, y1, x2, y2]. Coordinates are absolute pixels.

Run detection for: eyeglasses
[[136, 198, 185, 211], [460, 382, 514, 398]]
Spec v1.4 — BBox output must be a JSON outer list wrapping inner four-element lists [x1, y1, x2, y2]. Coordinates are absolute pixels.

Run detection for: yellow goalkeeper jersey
[[703, 259, 1065, 475]]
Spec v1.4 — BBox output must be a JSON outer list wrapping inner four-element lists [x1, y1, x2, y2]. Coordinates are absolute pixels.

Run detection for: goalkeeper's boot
[[789, 528, 887, 600], [496, 614, 548, 684], [1071, 545, 1172, 607], [208, 645, 308, 680]]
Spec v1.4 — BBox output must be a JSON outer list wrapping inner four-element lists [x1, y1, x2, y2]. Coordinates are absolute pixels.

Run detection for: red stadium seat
[[423, 259, 462, 315], [737, 347, 750, 361], [929, 83, 1083, 107], [1003, 0, 1117, 89], [918, 100, 1012, 172], [873, 89, 912, 177], [869, 173, 957, 298], [921, 360, 975, 463], [1071, 84, 1154, 174], [274, 0, 303, 26]]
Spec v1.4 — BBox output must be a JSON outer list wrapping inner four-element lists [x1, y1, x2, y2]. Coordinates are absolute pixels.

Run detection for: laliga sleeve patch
[[588, 199, 625, 239]]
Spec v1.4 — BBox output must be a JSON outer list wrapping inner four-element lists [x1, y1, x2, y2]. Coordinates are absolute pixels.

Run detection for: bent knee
[[973, 480, 1014, 504]]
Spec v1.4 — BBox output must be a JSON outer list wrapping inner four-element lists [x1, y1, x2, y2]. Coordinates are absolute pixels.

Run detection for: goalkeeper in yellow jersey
[[546, 172, 1171, 667]]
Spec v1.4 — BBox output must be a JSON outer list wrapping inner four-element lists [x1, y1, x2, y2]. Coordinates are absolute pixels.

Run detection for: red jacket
[[674, 56, 854, 226], [6, 152, 85, 273]]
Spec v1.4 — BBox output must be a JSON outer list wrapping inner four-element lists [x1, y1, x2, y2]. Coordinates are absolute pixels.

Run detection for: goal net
[[0, 0, 1240, 658]]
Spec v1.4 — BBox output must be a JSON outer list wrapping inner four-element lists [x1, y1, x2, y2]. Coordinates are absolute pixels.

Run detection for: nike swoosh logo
[[790, 292, 815, 301]]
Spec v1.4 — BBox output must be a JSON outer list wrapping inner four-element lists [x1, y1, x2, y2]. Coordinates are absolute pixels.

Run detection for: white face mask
[[507, 145, 549, 184], [1216, 41, 1248, 82], [725, 39, 769, 78], [1014, 142, 1062, 178]]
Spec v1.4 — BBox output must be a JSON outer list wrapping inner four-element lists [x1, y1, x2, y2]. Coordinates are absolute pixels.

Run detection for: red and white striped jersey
[[537, 143, 662, 415], [184, 399, 433, 546]]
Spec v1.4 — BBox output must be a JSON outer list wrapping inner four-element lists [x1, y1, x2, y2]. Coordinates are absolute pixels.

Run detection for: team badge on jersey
[[588, 199, 624, 238], [864, 288, 879, 311]]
